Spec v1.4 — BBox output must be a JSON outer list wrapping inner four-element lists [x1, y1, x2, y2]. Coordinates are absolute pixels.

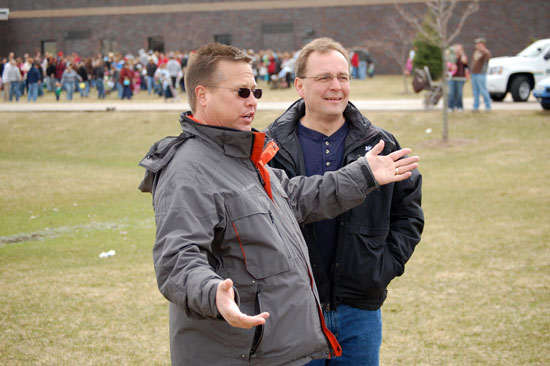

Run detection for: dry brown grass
[[1, 109, 549, 365]]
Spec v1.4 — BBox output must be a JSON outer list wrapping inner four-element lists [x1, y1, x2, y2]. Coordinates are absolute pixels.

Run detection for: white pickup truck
[[487, 39, 550, 102]]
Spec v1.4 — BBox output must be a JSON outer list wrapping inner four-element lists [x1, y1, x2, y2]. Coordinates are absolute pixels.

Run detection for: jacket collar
[[179, 111, 259, 159], [266, 99, 379, 171], [267, 99, 377, 145]]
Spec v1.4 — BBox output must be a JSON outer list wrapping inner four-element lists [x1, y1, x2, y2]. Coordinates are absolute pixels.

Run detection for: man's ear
[[294, 77, 305, 99], [196, 85, 208, 108]]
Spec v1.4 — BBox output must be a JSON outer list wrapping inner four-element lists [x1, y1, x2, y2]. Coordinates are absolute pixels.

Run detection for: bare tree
[[363, 16, 416, 94], [395, 0, 479, 142]]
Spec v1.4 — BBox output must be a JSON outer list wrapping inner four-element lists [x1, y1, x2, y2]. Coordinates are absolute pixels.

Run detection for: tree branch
[[448, 1, 480, 44]]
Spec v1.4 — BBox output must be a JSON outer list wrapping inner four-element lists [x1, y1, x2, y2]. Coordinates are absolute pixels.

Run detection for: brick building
[[0, 0, 548, 74]]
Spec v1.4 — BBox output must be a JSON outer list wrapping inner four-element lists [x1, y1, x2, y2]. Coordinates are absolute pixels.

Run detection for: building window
[[41, 40, 57, 56], [148, 36, 164, 53], [214, 34, 232, 45], [64, 30, 91, 40], [262, 23, 293, 34], [101, 40, 118, 55]]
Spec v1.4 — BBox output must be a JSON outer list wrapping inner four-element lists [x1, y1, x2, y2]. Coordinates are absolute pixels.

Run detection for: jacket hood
[[139, 112, 272, 193]]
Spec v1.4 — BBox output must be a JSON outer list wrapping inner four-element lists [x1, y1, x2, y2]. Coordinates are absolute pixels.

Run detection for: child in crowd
[[55, 82, 62, 101]]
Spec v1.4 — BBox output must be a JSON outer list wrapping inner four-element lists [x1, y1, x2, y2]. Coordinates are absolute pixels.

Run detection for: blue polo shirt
[[297, 121, 348, 274]]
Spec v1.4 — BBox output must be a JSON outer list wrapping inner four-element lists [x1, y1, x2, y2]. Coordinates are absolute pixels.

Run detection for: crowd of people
[[0, 48, 306, 103], [0, 45, 380, 103]]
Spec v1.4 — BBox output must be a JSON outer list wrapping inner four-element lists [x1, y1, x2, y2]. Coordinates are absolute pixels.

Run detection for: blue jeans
[[116, 82, 123, 98], [10, 81, 21, 101], [448, 79, 465, 110], [47, 76, 56, 92], [27, 82, 38, 102], [306, 305, 382, 366], [146, 75, 155, 94], [96, 80, 105, 99], [121, 85, 132, 99], [471, 73, 491, 111], [77, 81, 89, 97], [358, 61, 367, 80], [65, 81, 75, 100]]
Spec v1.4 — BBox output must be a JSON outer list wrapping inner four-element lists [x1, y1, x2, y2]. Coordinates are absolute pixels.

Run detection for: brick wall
[[1, 0, 548, 74]]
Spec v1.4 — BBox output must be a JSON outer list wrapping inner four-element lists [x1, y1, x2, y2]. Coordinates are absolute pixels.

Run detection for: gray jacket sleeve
[[271, 157, 379, 225], [152, 167, 224, 320]]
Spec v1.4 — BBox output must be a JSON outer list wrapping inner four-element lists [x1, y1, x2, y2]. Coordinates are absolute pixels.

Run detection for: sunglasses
[[206, 86, 263, 99]]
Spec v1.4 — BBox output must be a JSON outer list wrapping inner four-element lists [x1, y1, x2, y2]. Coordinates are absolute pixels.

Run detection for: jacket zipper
[[250, 286, 264, 356]]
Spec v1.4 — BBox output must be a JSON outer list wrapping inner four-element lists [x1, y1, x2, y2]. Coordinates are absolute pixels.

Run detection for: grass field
[[1, 107, 549, 365]]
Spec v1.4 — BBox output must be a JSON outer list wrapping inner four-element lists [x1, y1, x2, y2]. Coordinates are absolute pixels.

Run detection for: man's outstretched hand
[[216, 278, 270, 329], [365, 140, 420, 185]]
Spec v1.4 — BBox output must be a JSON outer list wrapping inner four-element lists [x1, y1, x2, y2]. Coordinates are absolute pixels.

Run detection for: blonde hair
[[185, 43, 251, 112], [295, 37, 350, 78]]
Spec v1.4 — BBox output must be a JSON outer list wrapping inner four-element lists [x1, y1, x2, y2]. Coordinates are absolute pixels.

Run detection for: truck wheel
[[541, 102, 550, 110], [510, 76, 531, 102], [490, 93, 506, 102]]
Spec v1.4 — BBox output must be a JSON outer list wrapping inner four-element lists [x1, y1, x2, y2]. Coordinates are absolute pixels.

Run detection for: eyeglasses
[[206, 86, 263, 99], [299, 73, 351, 84]]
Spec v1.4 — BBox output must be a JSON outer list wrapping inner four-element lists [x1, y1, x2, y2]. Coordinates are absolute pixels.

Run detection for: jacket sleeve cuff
[[357, 157, 379, 194]]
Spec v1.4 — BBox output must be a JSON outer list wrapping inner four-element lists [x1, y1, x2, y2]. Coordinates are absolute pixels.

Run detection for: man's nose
[[328, 75, 342, 89], [245, 93, 257, 106]]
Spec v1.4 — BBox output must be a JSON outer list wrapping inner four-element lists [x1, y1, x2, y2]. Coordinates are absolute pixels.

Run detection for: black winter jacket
[[265, 100, 424, 310]]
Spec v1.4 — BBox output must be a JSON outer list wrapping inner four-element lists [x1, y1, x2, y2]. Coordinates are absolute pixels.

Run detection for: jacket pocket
[[347, 224, 389, 247], [339, 225, 395, 298], [227, 190, 292, 279], [249, 288, 264, 357]]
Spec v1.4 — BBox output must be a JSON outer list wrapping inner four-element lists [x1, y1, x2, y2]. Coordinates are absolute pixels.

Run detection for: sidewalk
[[0, 97, 541, 112]]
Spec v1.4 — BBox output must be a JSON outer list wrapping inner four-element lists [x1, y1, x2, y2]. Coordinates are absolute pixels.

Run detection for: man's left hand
[[216, 278, 270, 329]]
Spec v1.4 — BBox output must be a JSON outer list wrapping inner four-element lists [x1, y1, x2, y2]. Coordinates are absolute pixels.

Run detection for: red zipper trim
[[306, 267, 342, 358], [232, 222, 248, 269], [251, 132, 279, 201]]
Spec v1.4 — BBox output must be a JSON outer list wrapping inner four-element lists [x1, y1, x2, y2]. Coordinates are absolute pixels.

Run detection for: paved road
[[0, 97, 542, 112]]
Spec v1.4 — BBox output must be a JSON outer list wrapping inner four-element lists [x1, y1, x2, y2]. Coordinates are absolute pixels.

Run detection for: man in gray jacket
[[139, 43, 419, 366]]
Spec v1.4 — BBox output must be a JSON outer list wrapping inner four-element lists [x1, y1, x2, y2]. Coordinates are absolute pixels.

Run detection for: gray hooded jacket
[[139, 113, 379, 366]]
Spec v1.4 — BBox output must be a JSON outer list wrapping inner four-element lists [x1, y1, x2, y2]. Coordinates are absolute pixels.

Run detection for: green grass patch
[[1, 109, 549, 365]]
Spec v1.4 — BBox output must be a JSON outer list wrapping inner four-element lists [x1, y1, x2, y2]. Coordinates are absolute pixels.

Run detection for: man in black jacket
[[265, 37, 424, 366]]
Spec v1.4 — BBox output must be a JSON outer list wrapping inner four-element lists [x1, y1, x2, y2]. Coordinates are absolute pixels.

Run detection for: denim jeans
[[27, 82, 38, 102], [10, 81, 21, 101], [351, 66, 359, 80], [305, 305, 382, 366], [47, 76, 56, 92], [116, 82, 123, 98], [448, 79, 465, 110], [146, 75, 155, 94], [121, 85, 132, 99], [358, 61, 367, 80], [471, 73, 491, 111], [65, 81, 75, 100], [96, 80, 105, 99], [77, 81, 89, 97]]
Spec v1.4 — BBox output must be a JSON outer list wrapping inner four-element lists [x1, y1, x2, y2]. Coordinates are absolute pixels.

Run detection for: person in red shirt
[[119, 62, 133, 99]]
